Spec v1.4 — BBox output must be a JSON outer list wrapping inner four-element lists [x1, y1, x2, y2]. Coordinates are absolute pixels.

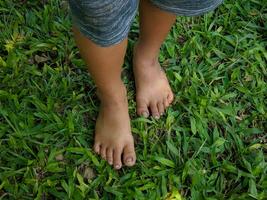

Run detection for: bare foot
[[133, 43, 174, 118], [93, 85, 136, 169]]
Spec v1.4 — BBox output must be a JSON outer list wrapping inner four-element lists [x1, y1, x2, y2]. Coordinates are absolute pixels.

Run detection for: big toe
[[123, 143, 136, 167], [136, 97, 149, 118], [150, 101, 160, 119]]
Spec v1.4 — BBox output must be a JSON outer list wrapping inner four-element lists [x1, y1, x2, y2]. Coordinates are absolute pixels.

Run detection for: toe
[[123, 143, 136, 167], [93, 142, 101, 154], [164, 97, 170, 108], [136, 97, 149, 118], [106, 148, 113, 165], [167, 92, 174, 104], [113, 147, 123, 170], [100, 146, 107, 160], [157, 101, 165, 116], [150, 102, 160, 119]]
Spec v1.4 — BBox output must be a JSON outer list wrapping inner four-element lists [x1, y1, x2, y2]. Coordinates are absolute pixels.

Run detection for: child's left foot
[[133, 43, 174, 118]]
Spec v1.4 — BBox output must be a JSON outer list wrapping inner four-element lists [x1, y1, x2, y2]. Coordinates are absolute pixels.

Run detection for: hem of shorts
[[68, 0, 138, 47], [72, 20, 129, 47], [150, 0, 223, 16]]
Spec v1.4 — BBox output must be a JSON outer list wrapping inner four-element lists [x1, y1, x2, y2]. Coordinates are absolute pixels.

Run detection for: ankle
[[97, 84, 127, 106], [134, 41, 159, 65]]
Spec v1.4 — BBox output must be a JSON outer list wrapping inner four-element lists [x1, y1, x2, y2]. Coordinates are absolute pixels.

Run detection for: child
[[68, 0, 223, 169]]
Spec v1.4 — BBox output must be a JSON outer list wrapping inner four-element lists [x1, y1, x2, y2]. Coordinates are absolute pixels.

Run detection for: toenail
[[142, 111, 149, 118], [115, 164, 121, 169], [126, 157, 133, 163], [108, 160, 112, 164], [160, 113, 164, 116], [154, 115, 160, 119], [94, 147, 100, 153]]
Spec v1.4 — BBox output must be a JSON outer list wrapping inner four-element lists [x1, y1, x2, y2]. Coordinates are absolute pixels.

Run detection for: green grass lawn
[[0, 0, 266, 199]]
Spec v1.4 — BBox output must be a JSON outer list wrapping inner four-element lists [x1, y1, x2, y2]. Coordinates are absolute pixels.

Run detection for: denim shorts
[[68, 0, 223, 47]]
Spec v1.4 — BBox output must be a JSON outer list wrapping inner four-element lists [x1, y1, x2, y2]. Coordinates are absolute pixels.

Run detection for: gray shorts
[[68, 0, 223, 47]]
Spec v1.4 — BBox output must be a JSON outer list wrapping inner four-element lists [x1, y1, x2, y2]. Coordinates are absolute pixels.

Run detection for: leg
[[134, 0, 176, 118], [72, 27, 136, 169], [69, 0, 138, 169], [134, 0, 223, 118]]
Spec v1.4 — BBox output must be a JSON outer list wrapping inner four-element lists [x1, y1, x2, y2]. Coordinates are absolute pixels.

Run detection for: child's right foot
[[93, 85, 136, 169]]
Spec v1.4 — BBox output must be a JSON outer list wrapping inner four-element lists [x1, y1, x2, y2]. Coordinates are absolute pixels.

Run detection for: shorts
[[68, 0, 223, 47]]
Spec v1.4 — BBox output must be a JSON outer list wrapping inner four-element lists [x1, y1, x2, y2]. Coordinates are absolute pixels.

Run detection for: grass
[[0, 0, 266, 199]]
